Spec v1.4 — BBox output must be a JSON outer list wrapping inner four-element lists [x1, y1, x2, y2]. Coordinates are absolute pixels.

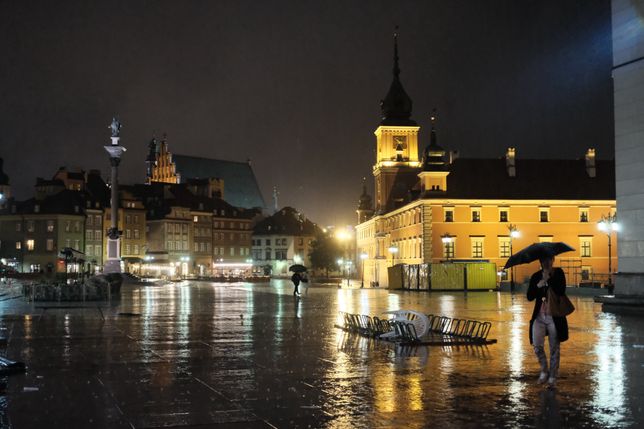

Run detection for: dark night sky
[[0, 1, 613, 226]]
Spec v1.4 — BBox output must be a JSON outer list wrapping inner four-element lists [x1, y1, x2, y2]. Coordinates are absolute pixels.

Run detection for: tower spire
[[429, 109, 439, 149], [357, 177, 374, 223], [380, 26, 415, 126], [423, 108, 447, 172]]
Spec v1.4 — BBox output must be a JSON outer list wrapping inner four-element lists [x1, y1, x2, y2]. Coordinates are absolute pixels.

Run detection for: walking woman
[[291, 272, 301, 296], [527, 255, 569, 388]]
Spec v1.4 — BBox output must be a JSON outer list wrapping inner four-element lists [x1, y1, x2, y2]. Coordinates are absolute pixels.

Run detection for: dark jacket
[[527, 267, 569, 344], [291, 273, 301, 286]]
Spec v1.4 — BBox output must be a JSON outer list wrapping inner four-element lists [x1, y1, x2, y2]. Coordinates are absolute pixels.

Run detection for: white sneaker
[[537, 372, 548, 384]]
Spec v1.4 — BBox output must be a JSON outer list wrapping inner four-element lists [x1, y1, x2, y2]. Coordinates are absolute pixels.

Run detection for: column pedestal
[[103, 237, 122, 274]]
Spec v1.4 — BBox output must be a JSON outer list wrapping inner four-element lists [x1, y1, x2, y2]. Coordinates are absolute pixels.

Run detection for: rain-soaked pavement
[[0, 280, 642, 428]]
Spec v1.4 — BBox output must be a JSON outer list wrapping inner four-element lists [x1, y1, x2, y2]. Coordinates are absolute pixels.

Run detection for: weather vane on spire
[[393, 25, 400, 77]]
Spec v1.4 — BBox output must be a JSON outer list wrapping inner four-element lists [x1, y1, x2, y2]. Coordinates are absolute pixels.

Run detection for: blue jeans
[[532, 314, 560, 378]]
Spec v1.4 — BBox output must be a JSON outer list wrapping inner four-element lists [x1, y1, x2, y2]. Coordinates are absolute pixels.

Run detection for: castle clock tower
[[373, 30, 421, 214]]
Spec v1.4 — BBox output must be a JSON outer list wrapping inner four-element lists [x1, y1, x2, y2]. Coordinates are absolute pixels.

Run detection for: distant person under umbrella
[[527, 255, 569, 388], [291, 272, 301, 296]]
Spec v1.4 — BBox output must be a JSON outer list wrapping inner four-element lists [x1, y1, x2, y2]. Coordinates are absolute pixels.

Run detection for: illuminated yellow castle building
[[356, 34, 616, 288]]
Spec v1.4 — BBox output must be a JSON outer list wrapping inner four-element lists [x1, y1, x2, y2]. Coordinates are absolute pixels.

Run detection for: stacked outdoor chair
[[336, 311, 495, 346]]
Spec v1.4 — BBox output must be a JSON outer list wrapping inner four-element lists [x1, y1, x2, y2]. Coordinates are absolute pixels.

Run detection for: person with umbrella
[[505, 242, 574, 389], [527, 254, 570, 388], [289, 264, 306, 296]]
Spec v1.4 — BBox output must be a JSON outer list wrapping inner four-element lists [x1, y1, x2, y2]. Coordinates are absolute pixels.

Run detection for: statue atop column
[[109, 117, 122, 138]]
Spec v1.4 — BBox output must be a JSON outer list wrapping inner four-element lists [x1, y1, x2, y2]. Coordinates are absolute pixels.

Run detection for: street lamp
[[508, 224, 520, 292], [441, 233, 453, 262], [388, 246, 398, 266], [359, 252, 368, 288], [598, 213, 619, 290], [180, 256, 190, 279], [345, 260, 352, 286]]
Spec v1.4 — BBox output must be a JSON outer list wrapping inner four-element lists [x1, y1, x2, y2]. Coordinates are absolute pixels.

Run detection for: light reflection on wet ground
[[0, 280, 642, 428]]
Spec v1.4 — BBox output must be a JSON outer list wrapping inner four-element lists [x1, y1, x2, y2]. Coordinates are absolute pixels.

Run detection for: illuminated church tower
[[356, 178, 374, 223], [418, 110, 449, 195], [373, 30, 421, 213]]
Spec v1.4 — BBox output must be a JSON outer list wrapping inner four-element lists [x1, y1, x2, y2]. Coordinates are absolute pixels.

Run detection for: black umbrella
[[504, 242, 574, 270], [289, 264, 308, 273]]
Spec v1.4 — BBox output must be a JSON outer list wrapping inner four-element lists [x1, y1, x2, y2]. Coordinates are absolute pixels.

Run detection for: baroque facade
[[356, 35, 616, 288]]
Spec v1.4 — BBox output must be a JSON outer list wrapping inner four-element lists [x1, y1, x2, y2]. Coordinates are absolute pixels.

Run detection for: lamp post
[[180, 256, 190, 279], [103, 117, 126, 274], [337, 258, 344, 287], [335, 228, 354, 285], [598, 213, 619, 290], [441, 233, 453, 262], [245, 258, 253, 278], [360, 252, 368, 288], [388, 246, 398, 266], [508, 224, 520, 292]]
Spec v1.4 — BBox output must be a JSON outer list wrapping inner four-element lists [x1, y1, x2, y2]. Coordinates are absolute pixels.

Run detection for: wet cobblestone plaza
[[0, 280, 642, 428]]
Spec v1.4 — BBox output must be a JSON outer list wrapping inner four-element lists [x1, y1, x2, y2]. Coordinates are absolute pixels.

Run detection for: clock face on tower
[[393, 135, 407, 149]]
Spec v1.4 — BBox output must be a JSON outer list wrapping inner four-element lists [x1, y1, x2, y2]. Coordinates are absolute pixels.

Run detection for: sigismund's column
[[103, 117, 127, 274]]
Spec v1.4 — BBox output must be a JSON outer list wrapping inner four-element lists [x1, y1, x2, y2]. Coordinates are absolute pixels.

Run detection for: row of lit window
[[15, 238, 80, 252], [85, 245, 102, 257], [441, 237, 594, 259], [85, 215, 103, 226], [166, 223, 189, 234], [211, 220, 250, 229], [212, 232, 250, 241], [358, 226, 375, 240], [85, 229, 103, 241], [194, 227, 211, 237], [252, 249, 291, 260], [15, 220, 82, 233], [213, 247, 250, 256], [166, 241, 189, 251], [124, 229, 140, 239], [9, 237, 252, 258], [85, 229, 141, 241], [124, 214, 141, 224], [6, 204, 82, 215], [443, 207, 593, 223], [122, 244, 142, 255], [387, 209, 423, 230], [252, 238, 311, 246]]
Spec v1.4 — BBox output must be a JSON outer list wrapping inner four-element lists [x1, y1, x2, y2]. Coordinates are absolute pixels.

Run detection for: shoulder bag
[[547, 287, 575, 317]]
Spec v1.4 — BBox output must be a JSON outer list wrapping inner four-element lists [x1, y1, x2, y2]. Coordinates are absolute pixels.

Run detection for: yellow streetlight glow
[[336, 230, 350, 241]]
